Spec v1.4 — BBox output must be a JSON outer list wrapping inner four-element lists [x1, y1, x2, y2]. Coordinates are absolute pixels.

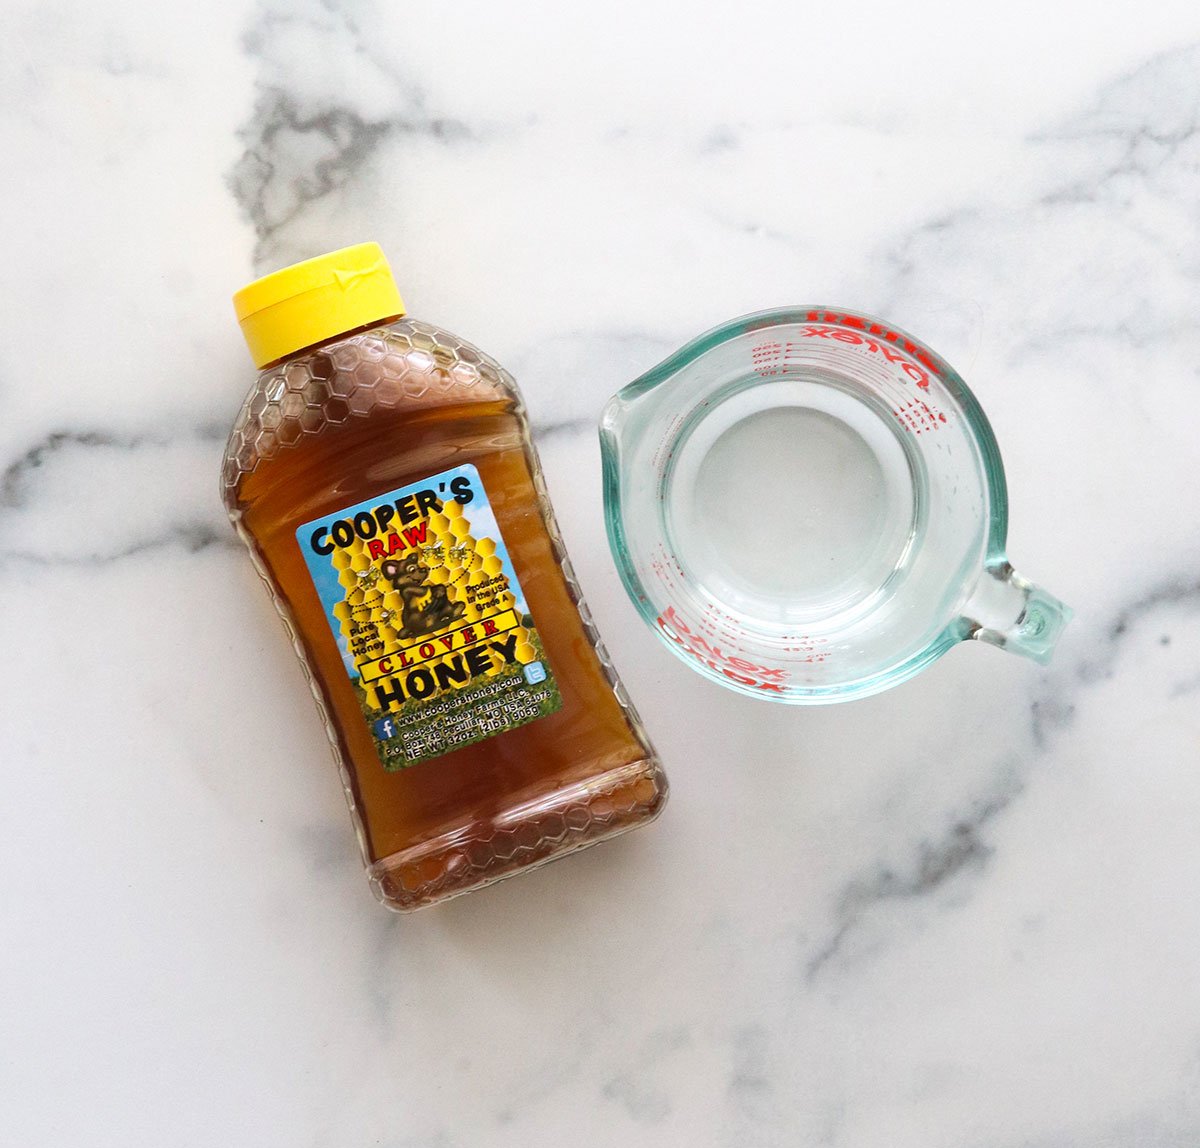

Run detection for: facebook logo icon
[[373, 716, 399, 740]]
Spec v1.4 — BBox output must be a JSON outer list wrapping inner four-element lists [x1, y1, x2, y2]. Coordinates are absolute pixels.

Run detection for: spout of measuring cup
[[599, 393, 627, 446], [962, 560, 1072, 664], [598, 394, 629, 480]]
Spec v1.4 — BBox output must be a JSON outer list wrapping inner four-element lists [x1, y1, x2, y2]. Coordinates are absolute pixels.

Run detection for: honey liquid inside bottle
[[221, 244, 667, 910]]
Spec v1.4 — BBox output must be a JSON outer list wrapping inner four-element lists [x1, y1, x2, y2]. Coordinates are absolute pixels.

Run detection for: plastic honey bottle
[[221, 244, 667, 910]]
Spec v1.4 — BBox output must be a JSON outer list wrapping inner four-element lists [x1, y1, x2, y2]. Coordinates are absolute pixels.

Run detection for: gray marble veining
[[2, 2, 1199, 1145]]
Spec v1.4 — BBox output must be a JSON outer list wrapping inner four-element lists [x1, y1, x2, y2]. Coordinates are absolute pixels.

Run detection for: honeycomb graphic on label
[[297, 465, 562, 770]]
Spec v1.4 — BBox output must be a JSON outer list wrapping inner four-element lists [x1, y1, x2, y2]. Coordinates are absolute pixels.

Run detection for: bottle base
[[367, 757, 668, 911]]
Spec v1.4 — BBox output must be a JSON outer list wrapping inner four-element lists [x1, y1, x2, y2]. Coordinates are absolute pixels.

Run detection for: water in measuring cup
[[668, 376, 921, 630]]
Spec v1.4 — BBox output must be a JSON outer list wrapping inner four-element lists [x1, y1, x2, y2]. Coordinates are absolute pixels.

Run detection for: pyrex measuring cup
[[600, 307, 1071, 703]]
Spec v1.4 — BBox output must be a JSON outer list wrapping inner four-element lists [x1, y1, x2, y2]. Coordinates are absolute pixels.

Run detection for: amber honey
[[224, 267, 666, 909]]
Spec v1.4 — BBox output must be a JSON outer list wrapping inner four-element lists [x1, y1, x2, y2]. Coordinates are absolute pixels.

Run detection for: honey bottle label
[[297, 464, 562, 769]]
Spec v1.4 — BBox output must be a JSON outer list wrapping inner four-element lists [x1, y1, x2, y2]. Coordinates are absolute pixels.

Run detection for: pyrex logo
[[749, 311, 942, 390], [657, 606, 789, 693]]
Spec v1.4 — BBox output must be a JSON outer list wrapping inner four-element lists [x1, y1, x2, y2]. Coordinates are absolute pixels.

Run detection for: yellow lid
[[233, 242, 406, 368]]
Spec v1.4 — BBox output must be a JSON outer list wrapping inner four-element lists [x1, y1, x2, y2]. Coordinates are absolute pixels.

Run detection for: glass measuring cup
[[600, 307, 1071, 703]]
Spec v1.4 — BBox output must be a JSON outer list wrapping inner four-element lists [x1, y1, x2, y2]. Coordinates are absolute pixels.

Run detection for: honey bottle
[[221, 244, 667, 910]]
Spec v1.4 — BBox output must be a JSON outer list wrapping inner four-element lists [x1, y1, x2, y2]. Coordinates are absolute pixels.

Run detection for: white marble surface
[[3, 2, 1200, 1144]]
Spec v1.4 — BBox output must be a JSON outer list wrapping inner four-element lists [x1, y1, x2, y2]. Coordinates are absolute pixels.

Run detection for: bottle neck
[[259, 313, 406, 372]]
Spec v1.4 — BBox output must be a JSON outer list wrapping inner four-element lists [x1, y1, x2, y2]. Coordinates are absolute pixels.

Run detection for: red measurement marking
[[751, 340, 786, 376], [892, 397, 948, 434], [770, 634, 830, 664], [658, 606, 789, 692]]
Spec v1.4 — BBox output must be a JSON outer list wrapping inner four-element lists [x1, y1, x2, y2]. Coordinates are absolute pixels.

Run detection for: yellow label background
[[326, 499, 539, 705]]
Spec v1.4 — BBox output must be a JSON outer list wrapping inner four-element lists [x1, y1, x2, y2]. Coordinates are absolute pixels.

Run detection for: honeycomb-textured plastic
[[222, 318, 666, 910]]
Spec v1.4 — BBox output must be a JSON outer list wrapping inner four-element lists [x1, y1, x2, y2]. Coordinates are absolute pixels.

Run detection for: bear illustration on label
[[380, 553, 466, 639]]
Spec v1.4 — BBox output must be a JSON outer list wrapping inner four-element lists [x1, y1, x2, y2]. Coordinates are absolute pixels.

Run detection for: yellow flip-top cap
[[233, 242, 406, 368]]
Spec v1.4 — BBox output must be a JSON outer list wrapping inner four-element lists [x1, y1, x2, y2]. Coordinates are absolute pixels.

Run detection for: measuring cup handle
[[962, 560, 1072, 664]]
